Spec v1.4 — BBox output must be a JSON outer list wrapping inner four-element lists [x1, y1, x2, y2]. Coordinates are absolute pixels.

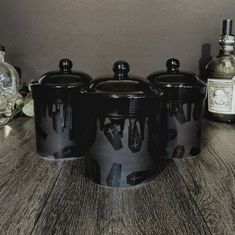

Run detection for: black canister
[[31, 59, 92, 159], [147, 58, 207, 159], [84, 60, 163, 187]]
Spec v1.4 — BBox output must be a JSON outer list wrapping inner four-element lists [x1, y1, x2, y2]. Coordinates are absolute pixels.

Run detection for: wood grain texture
[[174, 120, 235, 235], [0, 117, 234, 235], [31, 160, 210, 235], [0, 118, 62, 235]]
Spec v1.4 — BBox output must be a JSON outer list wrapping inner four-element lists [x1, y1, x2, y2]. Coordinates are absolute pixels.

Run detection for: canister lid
[[147, 58, 205, 88], [87, 60, 163, 117], [147, 58, 207, 101], [90, 60, 161, 98], [38, 59, 91, 87]]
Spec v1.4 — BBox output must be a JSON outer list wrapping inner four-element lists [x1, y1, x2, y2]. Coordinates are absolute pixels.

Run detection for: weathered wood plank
[[175, 120, 235, 235], [31, 160, 211, 235], [0, 117, 234, 235], [0, 118, 63, 235]]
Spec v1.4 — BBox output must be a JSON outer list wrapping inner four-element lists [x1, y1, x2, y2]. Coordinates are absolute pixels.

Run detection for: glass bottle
[[0, 45, 21, 126], [205, 19, 235, 123]]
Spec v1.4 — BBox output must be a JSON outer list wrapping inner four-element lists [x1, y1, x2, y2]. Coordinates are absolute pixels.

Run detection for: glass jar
[[0, 46, 22, 126]]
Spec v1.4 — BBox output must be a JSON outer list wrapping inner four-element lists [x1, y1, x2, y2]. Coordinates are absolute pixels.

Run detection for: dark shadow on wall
[[198, 43, 213, 82]]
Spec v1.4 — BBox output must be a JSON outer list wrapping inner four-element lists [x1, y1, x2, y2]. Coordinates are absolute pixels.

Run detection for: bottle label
[[208, 78, 235, 114]]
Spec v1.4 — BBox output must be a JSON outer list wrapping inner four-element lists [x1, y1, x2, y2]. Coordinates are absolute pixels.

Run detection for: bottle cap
[[222, 19, 233, 35], [0, 45, 5, 52]]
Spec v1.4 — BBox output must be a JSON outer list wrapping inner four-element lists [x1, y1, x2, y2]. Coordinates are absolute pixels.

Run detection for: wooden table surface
[[0, 117, 234, 235]]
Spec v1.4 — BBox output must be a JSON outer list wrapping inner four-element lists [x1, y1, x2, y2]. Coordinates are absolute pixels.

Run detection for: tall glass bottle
[[205, 19, 235, 123], [0, 45, 21, 126]]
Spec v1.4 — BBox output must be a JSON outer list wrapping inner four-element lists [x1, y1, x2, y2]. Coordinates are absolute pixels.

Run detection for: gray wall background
[[0, 0, 234, 82]]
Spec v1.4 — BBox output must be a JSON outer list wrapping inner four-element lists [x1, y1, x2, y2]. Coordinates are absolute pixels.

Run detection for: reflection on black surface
[[106, 163, 122, 187], [127, 170, 152, 186], [53, 146, 77, 159]]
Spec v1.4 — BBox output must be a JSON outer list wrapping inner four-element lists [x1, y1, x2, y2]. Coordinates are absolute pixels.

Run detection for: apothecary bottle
[[205, 19, 235, 123]]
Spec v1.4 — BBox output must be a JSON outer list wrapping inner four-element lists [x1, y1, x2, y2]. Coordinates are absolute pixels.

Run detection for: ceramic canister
[[31, 59, 92, 159], [83, 60, 163, 187], [147, 58, 207, 159]]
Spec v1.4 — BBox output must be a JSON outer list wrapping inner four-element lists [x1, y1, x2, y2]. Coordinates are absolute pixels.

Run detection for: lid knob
[[59, 58, 73, 73], [113, 60, 130, 79], [166, 58, 180, 72]]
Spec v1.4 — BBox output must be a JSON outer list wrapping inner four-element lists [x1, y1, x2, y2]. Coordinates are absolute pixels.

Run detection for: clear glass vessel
[[205, 19, 235, 123], [0, 45, 20, 126]]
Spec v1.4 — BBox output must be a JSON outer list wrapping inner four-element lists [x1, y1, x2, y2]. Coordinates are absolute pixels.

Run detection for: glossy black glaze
[[84, 60, 163, 187], [31, 59, 92, 159], [147, 58, 207, 159]]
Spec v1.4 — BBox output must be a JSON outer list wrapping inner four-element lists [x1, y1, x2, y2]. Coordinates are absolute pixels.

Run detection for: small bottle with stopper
[[205, 19, 235, 123]]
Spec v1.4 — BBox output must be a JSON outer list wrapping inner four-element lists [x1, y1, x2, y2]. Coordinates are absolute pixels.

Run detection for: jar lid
[[38, 59, 91, 88], [147, 58, 207, 102], [90, 60, 160, 98], [147, 58, 205, 89], [87, 60, 163, 117]]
